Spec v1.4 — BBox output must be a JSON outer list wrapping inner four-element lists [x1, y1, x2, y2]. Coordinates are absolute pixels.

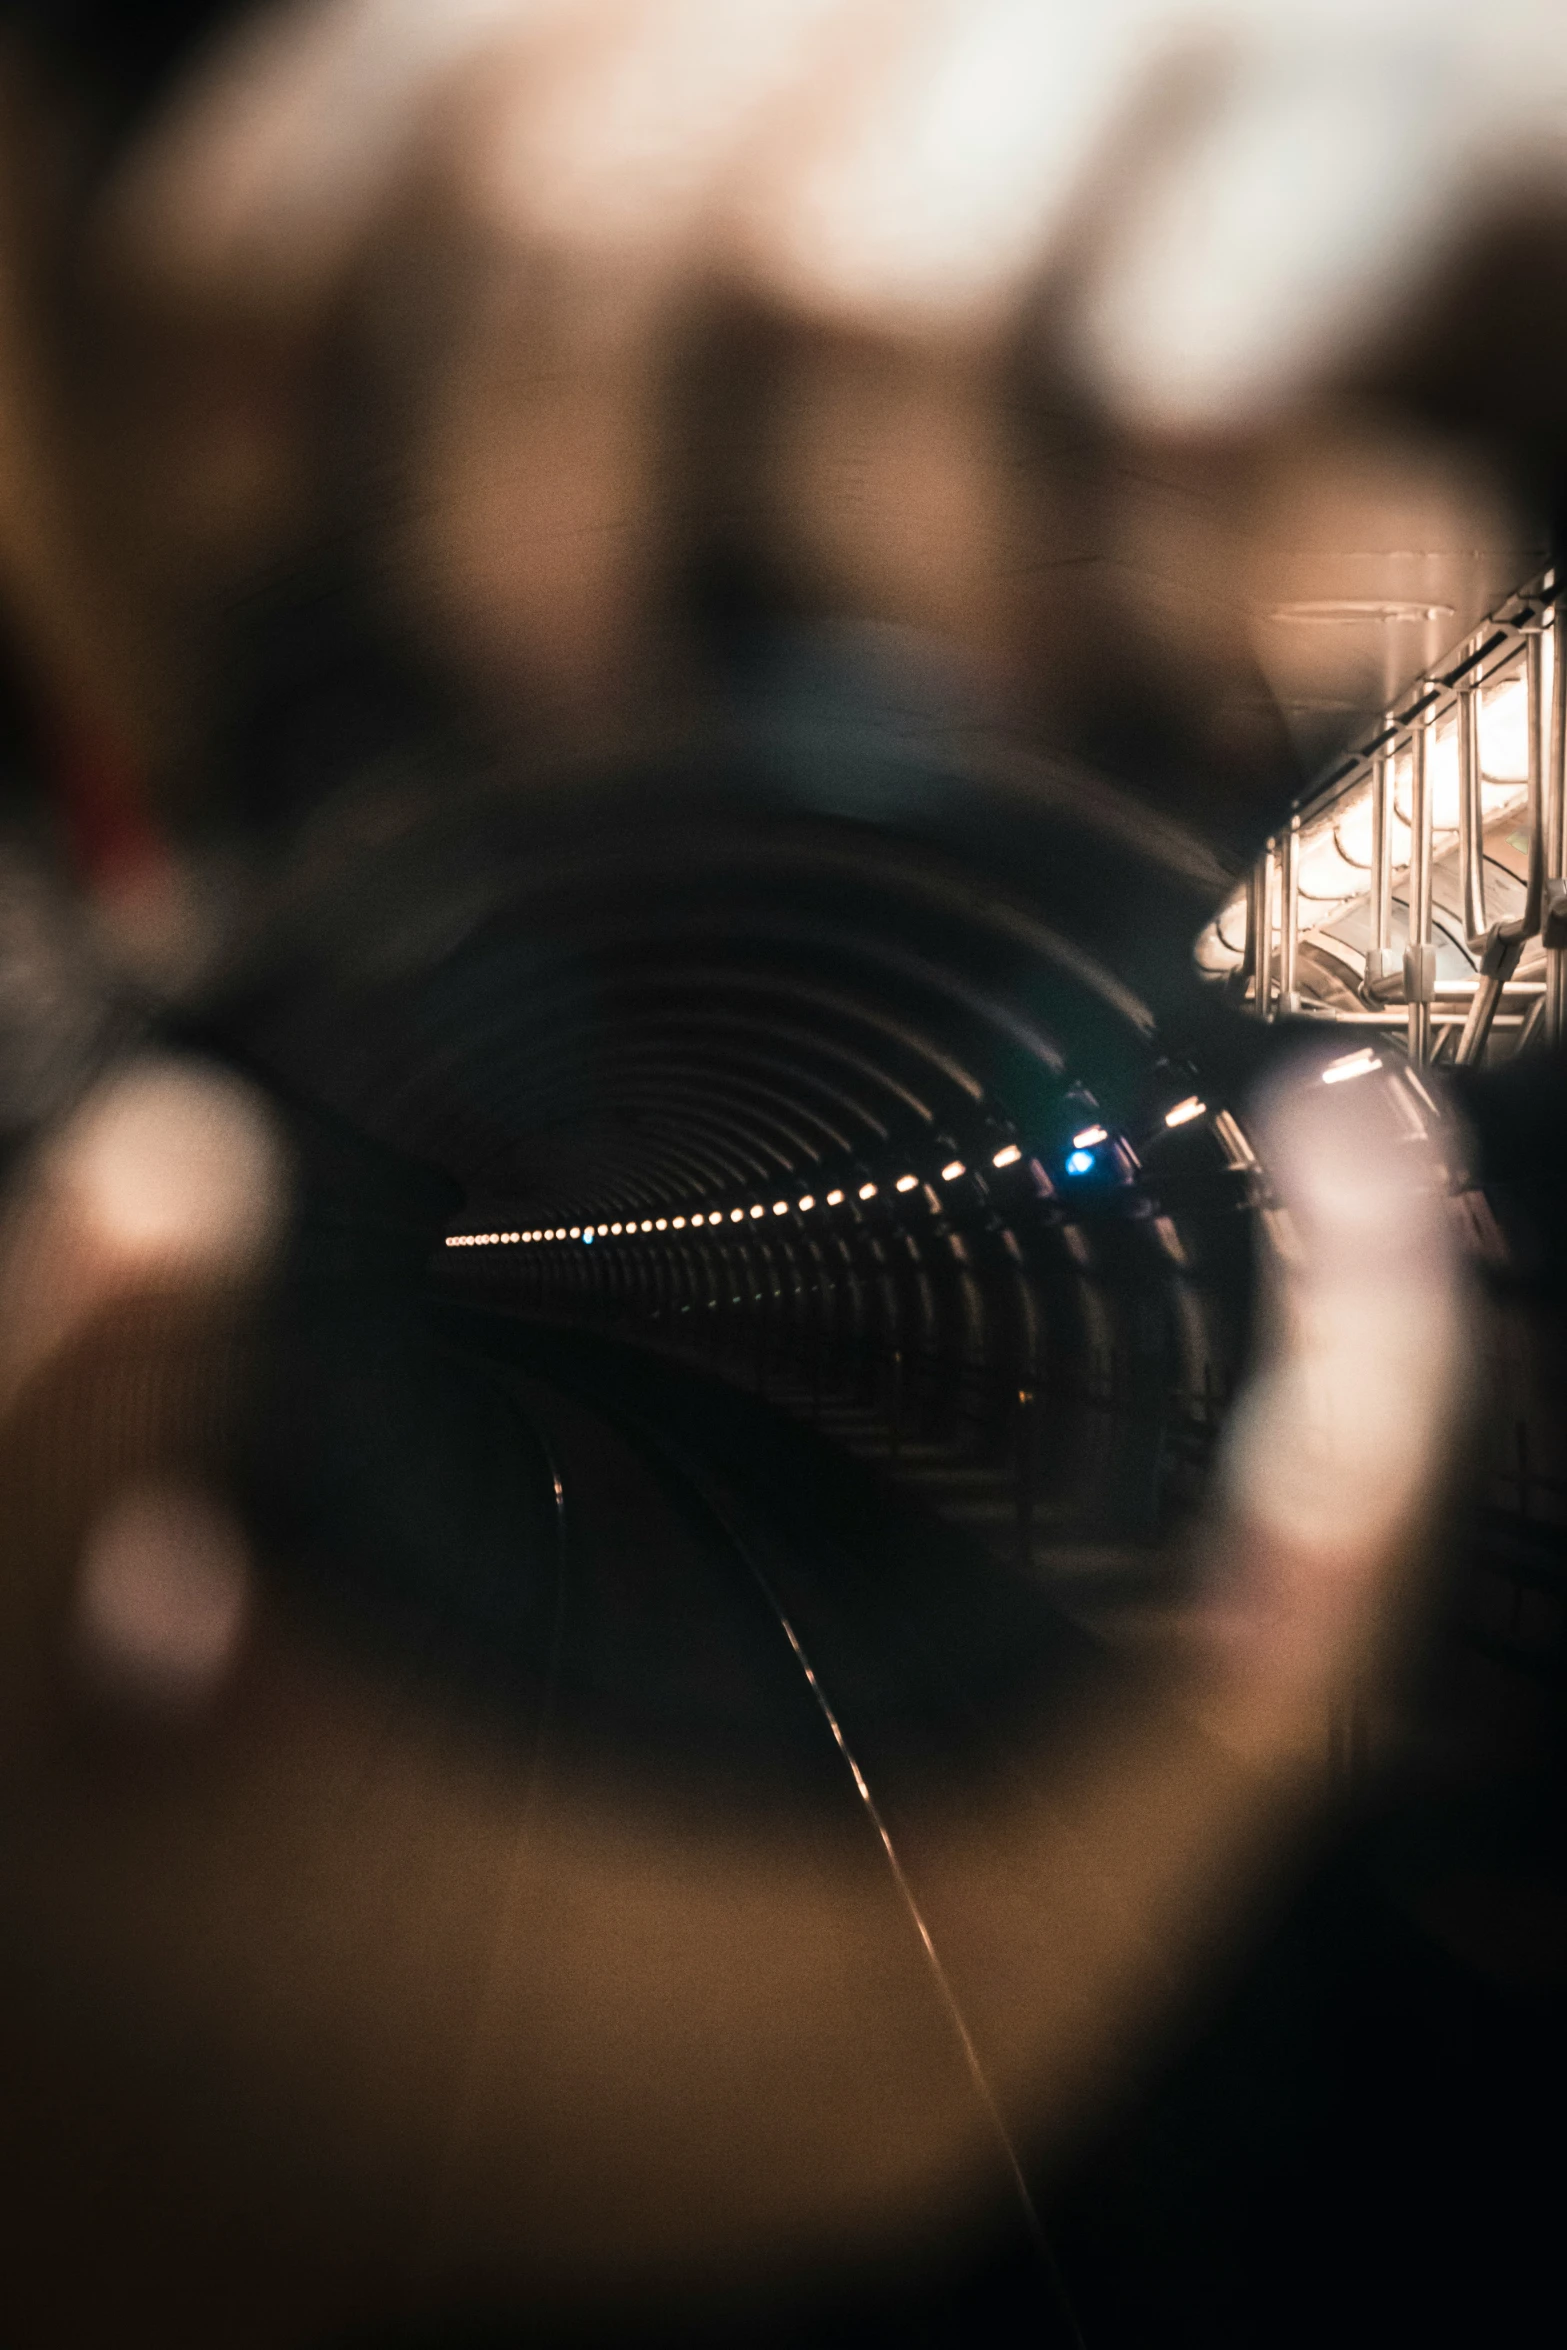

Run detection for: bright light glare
[[1165, 1097, 1206, 1128], [1322, 1048, 1384, 1086], [731, 1208, 744, 1223], [941, 1160, 965, 1181], [773, 1201, 788, 1215], [655, 1218, 667, 1230], [611, 1222, 623, 1235], [858, 1182, 877, 1200], [749, 1203, 764, 1219], [673, 1216, 686, 1229], [798, 1196, 815, 1211], [772, 0, 1124, 324], [1072, 1124, 1108, 1149], [570, 1227, 580, 1238], [1065, 1149, 1095, 1177], [640, 1220, 651, 1233], [895, 1174, 918, 1193], [992, 1144, 1021, 1168]]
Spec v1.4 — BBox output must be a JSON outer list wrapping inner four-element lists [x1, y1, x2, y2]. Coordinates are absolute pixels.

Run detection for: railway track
[[477, 1331, 1094, 2348]]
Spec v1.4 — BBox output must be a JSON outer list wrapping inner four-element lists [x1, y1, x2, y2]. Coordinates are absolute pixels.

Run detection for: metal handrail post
[[1279, 815, 1300, 1017], [1405, 713, 1434, 1063], [1458, 677, 1487, 947], [1459, 631, 1547, 1064], [1525, 620, 1545, 942], [1546, 590, 1567, 1047], [1256, 840, 1277, 1021], [1364, 744, 1400, 1000]]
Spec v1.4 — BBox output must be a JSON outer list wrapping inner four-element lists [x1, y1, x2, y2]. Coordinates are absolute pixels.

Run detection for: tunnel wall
[[437, 1110, 1256, 1557]]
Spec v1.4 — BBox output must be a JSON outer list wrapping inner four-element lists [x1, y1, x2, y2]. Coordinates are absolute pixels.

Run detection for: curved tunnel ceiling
[[203, 651, 1246, 1227]]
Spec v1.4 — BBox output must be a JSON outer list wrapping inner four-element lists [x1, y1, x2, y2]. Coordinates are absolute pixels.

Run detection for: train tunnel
[[1, 398, 1564, 2350], [5, 586, 1566, 2344], [45, 560, 1530, 2349]]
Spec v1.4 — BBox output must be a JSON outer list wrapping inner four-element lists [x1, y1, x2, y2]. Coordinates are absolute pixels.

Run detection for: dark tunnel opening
[[204, 638, 1266, 1626]]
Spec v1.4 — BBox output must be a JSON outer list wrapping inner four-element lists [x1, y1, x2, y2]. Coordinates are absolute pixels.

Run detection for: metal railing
[[1199, 568, 1567, 1064]]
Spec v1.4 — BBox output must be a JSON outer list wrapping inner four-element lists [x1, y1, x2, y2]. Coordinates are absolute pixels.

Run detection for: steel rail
[[523, 1368, 1089, 2347]]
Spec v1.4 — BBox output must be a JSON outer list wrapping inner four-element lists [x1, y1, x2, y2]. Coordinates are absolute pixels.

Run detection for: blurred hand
[[9, 0, 1553, 763], [108, 1, 1567, 407], [0, 1046, 1470, 2334]]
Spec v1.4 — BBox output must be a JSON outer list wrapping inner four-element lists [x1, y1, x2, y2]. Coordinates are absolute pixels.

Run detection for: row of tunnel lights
[[444, 1096, 1209, 1250]]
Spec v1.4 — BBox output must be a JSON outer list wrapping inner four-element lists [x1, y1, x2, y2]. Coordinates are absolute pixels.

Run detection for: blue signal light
[[582, 1229, 594, 1245], [1064, 1148, 1095, 1176]]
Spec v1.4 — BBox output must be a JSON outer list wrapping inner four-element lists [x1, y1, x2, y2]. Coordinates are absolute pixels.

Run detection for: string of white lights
[[442, 1099, 1209, 1248]]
